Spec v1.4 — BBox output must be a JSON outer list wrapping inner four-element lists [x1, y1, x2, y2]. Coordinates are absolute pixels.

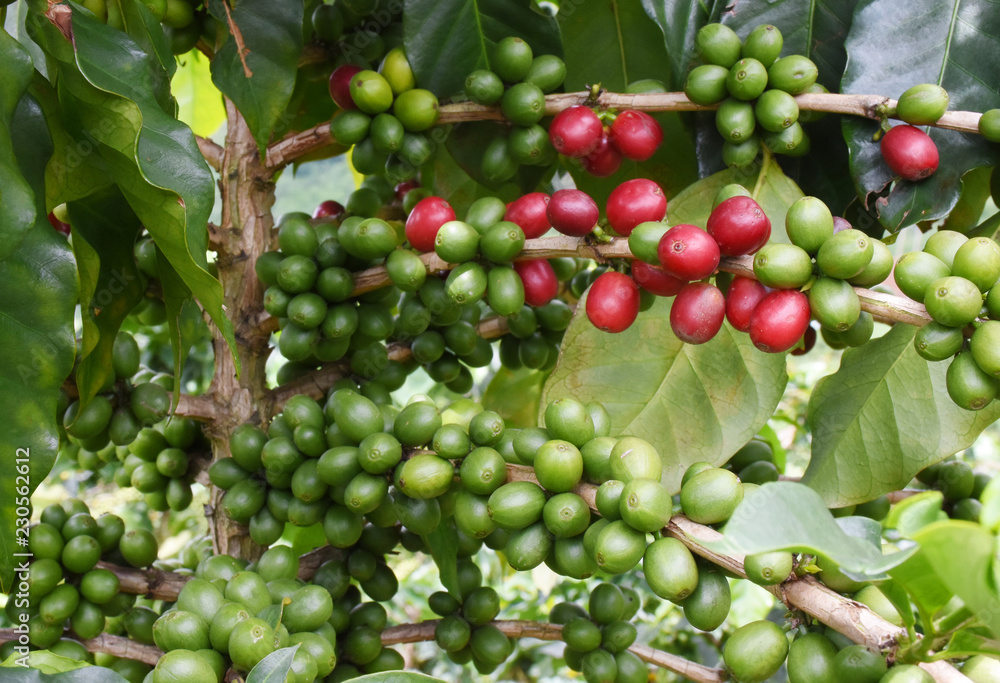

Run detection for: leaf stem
[[751, 147, 772, 200]]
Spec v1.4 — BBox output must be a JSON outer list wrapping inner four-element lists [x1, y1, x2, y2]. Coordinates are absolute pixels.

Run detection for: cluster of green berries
[[463, 37, 568, 181], [310, 0, 404, 66], [684, 23, 820, 165]]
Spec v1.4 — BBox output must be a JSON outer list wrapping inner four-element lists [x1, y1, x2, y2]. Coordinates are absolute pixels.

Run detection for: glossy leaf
[[842, 0, 1000, 232], [423, 524, 460, 600], [542, 294, 787, 492], [560, 0, 697, 204], [349, 674, 447, 683], [912, 521, 1000, 637], [884, 491, 946, 538], [247, 645, 299, 683], [801, 324, 1000, 507], [640, 0, 726, 91], [68, 189, 144, 405], [0, 88, 77, 593], [32, 5, 239, 373], [428, 141, 527, 217], [712, 482, 913, 574], [444, 121, 552, 197], [108, 0, 176, 90], [0, 651, 89, 673], [403, 0, 561, 98], [156, 247, 203, 405], [942, 166, 992, 234], [482, 366, 547, 428], [0, 670, 129, 683], [0, 27, 36, 259], [172, 51, 226, 137], [207, 0, 304, 152]]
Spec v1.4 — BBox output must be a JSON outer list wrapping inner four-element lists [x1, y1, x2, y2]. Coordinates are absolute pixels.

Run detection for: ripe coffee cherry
[[394, 180, 420, 200], [609, 110, 663, 161], [657, 224, 721, 281], [406, 196, 455, 252], [707, 196, 771, 256], [790, 324, 818, 356], [748, 289, 811, 353], [329, 64, 362, 110], [549, 106, 603, 157], [606, 179, 667, 236], [670, 283, 726, 344], [586, 272, 641, 333], [48, 212, 71, 235], [631, 260, 684, 296], [725, 276, 769, 332], [881, 125, 939, 181], [581, 132, 623, 177], [505, 193, 551, 239], [313, 200, 345, 220], [832, 216, 852, 233], [547, 189, 599, 237], [514, 259, 559, 307]]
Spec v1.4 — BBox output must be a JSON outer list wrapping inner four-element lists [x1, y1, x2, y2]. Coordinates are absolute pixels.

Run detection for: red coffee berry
[[609, 110, 663, 161], [329, 64, 362, 110], [880, 125, 939, 181], [631, 260, 685, 297], [657, 224, 721, 281], [581, 132, 623, 177], [394, 180, 420, 200], [670, 282, 726, 344], [586, 271, 641, 333], [790, 324, 817, 356], [748, 289, 811, 353], [48, 212, 71, 236], [606, 178, 667, 236], [514, 259, 559, 307], [405, 196, 455, 252], [549, 106, 603, 158], [505, 192, 551, 239], [725, 276, 769, 332], [706, 196, 771, 256], [313, 200, 346, 220], [832, 216, 852, 233], [547, 189, 599, 237]]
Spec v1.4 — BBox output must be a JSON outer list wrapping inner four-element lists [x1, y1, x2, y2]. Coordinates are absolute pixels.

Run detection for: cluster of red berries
[[548, 105, 664, 177]]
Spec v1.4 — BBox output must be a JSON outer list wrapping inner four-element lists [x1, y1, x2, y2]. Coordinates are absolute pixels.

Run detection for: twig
[[95, 561, 191, 601], [197, 136, 224, 171], [0, 629, 162, 666], [220, 0, 252, 78]]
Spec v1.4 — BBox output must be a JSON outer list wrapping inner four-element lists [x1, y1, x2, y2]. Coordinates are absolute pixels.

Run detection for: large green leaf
[[541, 295, 787, 493], [482, 366, 547, 429], [639, 0, 726, 92], [559, 0, 697, 204], [247, 645, 299, 683], [0, 657, 129, 682], [423, 524, 460, 600], [427, 142, 527, 217], [172, 51, 226, 138], [1, 651, 89, 673], [842, 0, 1000, 232], [29, 4, 238, 373], [801, 324, 1000, 507], [207, 0, 303, 153], [712, 482, 914, 575], [349, 674, 446, 683], [68, 189, 144, 405], [443, 121, 552, 196], [913, 521, 1000, 637], [0, 88, 77, 593], [0, 27, 37, 260], [402, 0, 561, 98]]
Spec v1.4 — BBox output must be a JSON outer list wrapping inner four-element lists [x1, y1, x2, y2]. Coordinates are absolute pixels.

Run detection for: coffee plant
[[5, 0, 1000, 681]]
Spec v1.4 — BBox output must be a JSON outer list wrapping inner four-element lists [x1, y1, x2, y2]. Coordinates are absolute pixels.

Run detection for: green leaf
[[559, 0, 697, 202], [246, 645, 300, 683], [0, 669, 129, 683], [887, 550, 955, 618], [0, 26, 38, 259], [912, 521, 1000, 637], [943, 627, 1000, 658], [444, 121, 552, 196], [155, 248, 202, 405], [541, 294, 787, 493], [884, 491, 946, 538], [878, 579, 916, 629], [482, 366, 547, 428], [402, 0, 561, 98], [0, 92, 77, 592], [68, 189, 144, 405], [942, 166, 993, 234], [640, 0, 726, 92], [423, 524, 460, 600], [207, 0, 303, 153], [711, 482, 913, 574], [34, 5, 239, 374], [427, 142, 526, 217], [801, 324, 1000, 507], [108, 0, 176, 89], [1, 651, 90, 673], [348, 674, 447, 683], [842, 0, 1000, 232], [172, 51, 226, 137]]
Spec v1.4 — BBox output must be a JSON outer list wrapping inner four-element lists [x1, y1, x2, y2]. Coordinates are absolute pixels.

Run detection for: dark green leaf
[[560, 0, 696, 203], [349, 674, 447, 683], [711, 482, 913, 574], [68, 189, 144, 405], [423, 524, 460, 600], [32, 5, 239, 373], [943, 166, 993, 234], [403, 0, 561, 98], [842, 0, 1000, 232], [801, 324, 1000, 507], [0, 27, 37, 259], [108, 0, 176, 99], [912, 521, 1000, 637], [0, 89, 77, 593], [207, 0, 304, 153], [155, 248, 201, 405], [247, 645, 300, 683], [640, 0, 726, 91], [444, 121, 551, 196], [427, 141, 526, 217], [541, 295, 787, 493], [481, 366, 547, 428]]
